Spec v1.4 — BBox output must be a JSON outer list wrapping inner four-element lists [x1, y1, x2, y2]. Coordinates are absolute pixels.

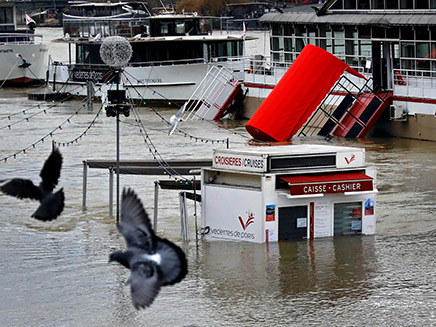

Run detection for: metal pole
[[82, 161, 87, 210], [179, 192, 189, 242], [109, 167, 114, 217], [116, 69, 121, 222], [193, 175, 198, 249], [116, 112, 120, 222], [153, 181, 159, 230], [86, 81, 93, 110]]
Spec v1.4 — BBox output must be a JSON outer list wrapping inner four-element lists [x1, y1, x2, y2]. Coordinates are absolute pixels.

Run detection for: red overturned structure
[[245, 45, 367, 142]]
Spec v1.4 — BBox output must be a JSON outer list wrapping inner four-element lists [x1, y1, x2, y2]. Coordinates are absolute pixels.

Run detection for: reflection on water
[[0, 28, 435, 326]]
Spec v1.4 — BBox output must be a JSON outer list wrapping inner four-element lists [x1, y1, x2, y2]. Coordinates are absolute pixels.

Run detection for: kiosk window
[[334, 202, 362, 236]]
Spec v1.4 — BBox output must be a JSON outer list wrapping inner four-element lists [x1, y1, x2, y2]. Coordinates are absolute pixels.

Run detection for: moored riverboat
[[0, 2, 49, 85], [238, 1, 436, 142], [47, 11, 254, 106]]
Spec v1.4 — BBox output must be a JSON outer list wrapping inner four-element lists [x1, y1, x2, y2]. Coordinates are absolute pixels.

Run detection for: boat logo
[[344, 154, 356, 164], [238, 211, 254, 230]]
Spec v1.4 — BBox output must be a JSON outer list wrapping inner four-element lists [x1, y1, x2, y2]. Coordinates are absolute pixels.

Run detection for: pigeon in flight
[[110, 188, 188, 309], [0, 147, 64, 221]]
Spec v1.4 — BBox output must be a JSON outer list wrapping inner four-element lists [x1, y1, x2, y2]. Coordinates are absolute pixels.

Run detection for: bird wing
[[119, 188, 154, 248], [31, 188, 65, 221], [40, 148, 63, 192], [155, 238, 188, 286], [128, 262, 162, 309], [0, 178, 41, 200]]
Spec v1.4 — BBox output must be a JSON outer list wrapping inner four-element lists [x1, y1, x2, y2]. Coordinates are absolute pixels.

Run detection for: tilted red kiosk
[[245, 45, 366, 142]]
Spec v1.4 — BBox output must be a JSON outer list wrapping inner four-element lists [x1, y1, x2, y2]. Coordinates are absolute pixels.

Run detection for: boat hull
[[0, 43, 49, 85], [48, 62, 211, 103]]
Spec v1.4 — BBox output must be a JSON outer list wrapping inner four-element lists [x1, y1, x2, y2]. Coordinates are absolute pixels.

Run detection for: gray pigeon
[[109, 188, 188, 309], [0, 147, 64, 221]]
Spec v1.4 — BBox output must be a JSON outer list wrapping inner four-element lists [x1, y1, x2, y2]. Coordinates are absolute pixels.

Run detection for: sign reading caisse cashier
[[213, 153, 267, 172]]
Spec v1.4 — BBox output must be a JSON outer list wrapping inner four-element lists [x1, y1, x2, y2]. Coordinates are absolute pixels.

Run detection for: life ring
[[394, 71, 406, 85], [193, 11, 198, 16]]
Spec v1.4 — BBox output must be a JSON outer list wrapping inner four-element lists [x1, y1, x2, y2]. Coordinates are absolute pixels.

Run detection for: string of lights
[[126, 101, 193, 184], [52, 105, 104, 148], [0, 88, 87, 131], [1, 101, 89, 163], [51, 79, 117, 147], [0, 84, 84, 123]]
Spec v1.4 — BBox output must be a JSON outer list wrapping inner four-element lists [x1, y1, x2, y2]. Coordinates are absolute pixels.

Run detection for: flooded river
[[0, 28, 435, 326]]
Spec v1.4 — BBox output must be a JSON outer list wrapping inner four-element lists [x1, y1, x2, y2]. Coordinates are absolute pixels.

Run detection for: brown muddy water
[[0, 29, 435, 327]]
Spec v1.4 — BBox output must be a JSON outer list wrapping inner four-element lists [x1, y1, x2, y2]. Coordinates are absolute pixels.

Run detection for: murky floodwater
[[0, 28, 435, 327]]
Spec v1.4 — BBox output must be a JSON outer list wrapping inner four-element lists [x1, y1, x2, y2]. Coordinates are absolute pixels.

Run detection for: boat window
[[344, 0, 357, 10], [160, 22, 170, 35], [373, 0, 384, 9], [0, 7, 13, 24], [76, 44, 103, 65], [203, 43, 209, 61], [386, 0, 399, 9], [200, 19, 210, 34], [400, 0, 413, 9], [333, 27, 345, 57], [400, 27, 414, 41], [358, 0, 370, 9], [176, 22, 185, 34], [416, 0, 429, 9]]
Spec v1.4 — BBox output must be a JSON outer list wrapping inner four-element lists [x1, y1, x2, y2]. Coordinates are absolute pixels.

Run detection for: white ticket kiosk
[[201, 144, 377, 243]]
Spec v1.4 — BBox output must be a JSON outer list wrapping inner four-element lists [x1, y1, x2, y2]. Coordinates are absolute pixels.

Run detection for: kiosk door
[[279, 206, 308, 241]]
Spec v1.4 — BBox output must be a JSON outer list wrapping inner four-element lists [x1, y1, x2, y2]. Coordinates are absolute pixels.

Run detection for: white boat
[[47, 12, 253, 105], [0, 2, 49, 85], [62, 1, 150, 20], [234, 1, 436, 142]]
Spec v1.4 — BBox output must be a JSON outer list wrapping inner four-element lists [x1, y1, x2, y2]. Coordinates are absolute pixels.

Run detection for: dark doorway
[[278, 206, 308, 241], [372, 41, 395, 90]]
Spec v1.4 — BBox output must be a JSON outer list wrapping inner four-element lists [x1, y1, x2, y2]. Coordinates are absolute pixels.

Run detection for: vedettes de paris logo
[[238, 211, 254, 230], [345, 154, 356, 165]]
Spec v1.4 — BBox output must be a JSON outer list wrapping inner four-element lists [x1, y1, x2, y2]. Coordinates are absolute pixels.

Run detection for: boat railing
[[63, 17, 148, 39], [0, 33, 43, 44], [211, 55, 292, 85], [68, 57, 208, 69], [393, 68, 436, 99], [393, 68, 436, 87], [129, 58, 207, 67]]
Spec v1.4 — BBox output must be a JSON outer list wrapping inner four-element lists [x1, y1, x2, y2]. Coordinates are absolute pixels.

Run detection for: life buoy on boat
[[193, 11, 198, 16], [394, 71, 406, 85]]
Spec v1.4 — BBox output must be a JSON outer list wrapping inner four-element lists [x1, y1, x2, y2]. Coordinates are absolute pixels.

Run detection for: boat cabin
[[66, 14, 244, 68], [202, 144, 377, 243]]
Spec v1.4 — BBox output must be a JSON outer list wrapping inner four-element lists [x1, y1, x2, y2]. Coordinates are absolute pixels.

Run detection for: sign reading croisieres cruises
[[213, 153, 267, 172]]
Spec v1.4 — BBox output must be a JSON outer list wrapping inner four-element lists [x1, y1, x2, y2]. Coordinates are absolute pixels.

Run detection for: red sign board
[[281, 173, 374, 196]]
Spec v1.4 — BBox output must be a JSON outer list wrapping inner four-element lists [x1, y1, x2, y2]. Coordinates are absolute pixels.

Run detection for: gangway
[[169, 66, 244, 134], [299, 76, 392, 139]]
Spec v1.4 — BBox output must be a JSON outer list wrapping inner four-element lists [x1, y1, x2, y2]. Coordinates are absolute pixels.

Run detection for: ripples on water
[[0, 29, 435, 326]]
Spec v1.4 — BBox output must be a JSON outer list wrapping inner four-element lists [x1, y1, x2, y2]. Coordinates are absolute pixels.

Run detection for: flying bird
[[0, 147, 64, 221], [110, 188, 188, 309]]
